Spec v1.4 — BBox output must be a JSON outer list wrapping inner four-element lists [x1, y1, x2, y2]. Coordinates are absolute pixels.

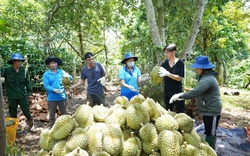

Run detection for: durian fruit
[[92, 104, 111, 122], [52, 140, 68, 156], [156, 102, 167, 115], [122, 126, 132, 141], [105, 107, 126, 127], [173, 130, 183, 145], [108, 104, 123, 114], [199, 143, 217, 156], [62, 77, 71, 87], [142, 138, 159, 155], [102, 124, 123, 155], [94, 122, 108, 133], [125, 104, 150, 130], [190, 129, 202, 144], [120, 132, 142, 156], [65, 147, 89, 156], [181, 130, 200, 148], [174, 113, 194, 133], [39, 129, 57, 151], [166, 109, 177, 117], [180, 142, 199, 156], [114, 96, 130, 108], [74, 104, 94, 128], [150, 65, 162, 85], [155, 113, 179, 132], [66, 127, 89, 151], [158, 130, 180, 156], [92, 152, 110, 156], [199, 134, 209, 145], [139, 123, 158, 143], [149, 149, 161, 156], [129, 94, 145, 105], [87, 126, 103, 155], [50, 115, 75, 140], [141, 97, 160, 121], [92, 147, 111, 156], [36, 150, 50, 156], [139, 123, 159, 154]]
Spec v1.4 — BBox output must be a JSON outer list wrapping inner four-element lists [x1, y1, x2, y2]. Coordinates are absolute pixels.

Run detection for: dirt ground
[[10, 85, 250, 156]]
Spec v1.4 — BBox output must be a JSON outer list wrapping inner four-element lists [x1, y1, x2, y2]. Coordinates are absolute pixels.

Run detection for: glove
[[127, 85, 139, 92], [158, 67, 171, 77], [140, 73, 150, 81], [97, 77, 106, 86], [53, 89, 64, 94], [169, 92, 184, 104]]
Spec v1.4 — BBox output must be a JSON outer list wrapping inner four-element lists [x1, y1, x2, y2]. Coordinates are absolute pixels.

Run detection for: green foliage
[[0, 37, 76, 91], [0, 0, 249, 91], [226, 59, 250, 89], [5, 145, 26, 156], [139, 81, 164, 105], [184, 60, 198, 89]]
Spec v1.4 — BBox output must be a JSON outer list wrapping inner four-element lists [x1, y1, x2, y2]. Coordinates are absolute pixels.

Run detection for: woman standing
[[170, 55, 222, 149], [118, 53, 141, 100]]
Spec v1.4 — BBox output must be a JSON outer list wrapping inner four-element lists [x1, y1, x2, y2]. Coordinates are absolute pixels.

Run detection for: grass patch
[[220, 87, 250, 111]]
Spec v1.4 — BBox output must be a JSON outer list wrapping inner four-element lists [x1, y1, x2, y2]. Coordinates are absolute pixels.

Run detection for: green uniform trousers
[[8, 98, 32, 120]]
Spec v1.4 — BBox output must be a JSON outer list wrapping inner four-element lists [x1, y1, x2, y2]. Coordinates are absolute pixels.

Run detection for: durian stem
[[85, 126, 90, 131], [77, 148, 80, 153], [183, 141, 187, 148], [181, 130, 185, 136], [140, 123, 144, 127], [136, 150, 141, 156], [151, 149, 155, 154], [86, 101, 90, 106], [130, 131, 134, 138]]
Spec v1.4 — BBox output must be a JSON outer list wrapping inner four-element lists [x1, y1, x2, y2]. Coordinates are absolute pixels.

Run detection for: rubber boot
[[205, 136, 216, 149]]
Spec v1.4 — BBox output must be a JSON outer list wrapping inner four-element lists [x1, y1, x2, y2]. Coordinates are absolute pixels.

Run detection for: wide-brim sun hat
[[121, 53, 138, 64], [8, 53, 26, 64], [45, 56, 62, 66], [190, 56, 215, 69]]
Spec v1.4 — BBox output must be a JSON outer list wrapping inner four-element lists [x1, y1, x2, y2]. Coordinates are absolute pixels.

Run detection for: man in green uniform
[[2, 53, 34, 131]]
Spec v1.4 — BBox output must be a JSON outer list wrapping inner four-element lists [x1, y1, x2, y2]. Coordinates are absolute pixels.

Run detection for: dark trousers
[[203, 115, 221, 136], [8, 98, 32, 120], [164, 96, 185, 113], [48, 100, 67, 126], [87, 94, 106, 107]]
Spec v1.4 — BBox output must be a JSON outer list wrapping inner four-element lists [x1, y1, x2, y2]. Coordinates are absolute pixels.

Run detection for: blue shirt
[[43, 69, 72, 101], [81, 62, 105, 95], [118, 66, 141, 100]]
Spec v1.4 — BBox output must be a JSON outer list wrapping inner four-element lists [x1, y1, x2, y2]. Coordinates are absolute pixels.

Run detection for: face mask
[[127, 61, 134, 67]]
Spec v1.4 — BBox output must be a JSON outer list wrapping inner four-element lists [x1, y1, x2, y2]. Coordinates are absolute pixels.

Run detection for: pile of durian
[[37, 94, 217, 156]]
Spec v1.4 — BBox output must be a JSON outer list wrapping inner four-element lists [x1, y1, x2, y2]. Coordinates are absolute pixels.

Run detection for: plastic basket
[[5, 117, 19, 146]]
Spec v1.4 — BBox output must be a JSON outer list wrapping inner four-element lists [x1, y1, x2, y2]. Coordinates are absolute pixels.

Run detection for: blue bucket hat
[[8, 53, 26, 64], [121, 53, 138, 64], [45, 56, 62, 66], [190, 56, 215, 69]]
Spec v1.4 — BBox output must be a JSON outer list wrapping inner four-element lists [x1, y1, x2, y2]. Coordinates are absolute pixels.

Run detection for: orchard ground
[[8, 86, 250, 156]]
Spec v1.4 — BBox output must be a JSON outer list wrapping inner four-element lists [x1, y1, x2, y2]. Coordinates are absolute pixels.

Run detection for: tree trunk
[[157, 0, 165, 44], [78, 23, 84, 64], [217, 59, 224, 86], [180, 0, 206, 60], [144, 0, 165, 64], [0, 72, 6, 156]]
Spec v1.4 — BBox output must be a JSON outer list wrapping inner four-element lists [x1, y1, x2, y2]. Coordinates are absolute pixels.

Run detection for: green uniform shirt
[[2, 66, 32, 99]]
